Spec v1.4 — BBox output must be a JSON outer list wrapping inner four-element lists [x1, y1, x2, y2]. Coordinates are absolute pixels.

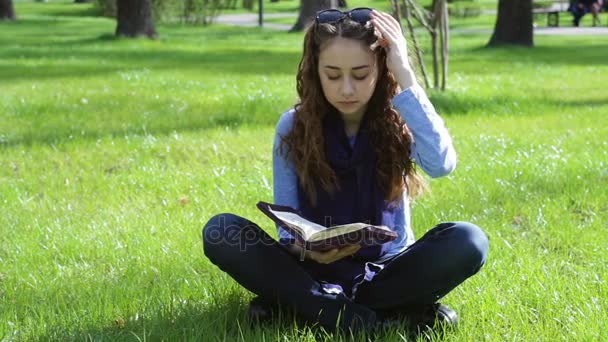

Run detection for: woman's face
[[317, 37, 379, 119]]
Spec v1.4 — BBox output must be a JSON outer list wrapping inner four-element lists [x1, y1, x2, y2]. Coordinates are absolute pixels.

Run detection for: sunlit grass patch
[[1, 1, 607, 341]]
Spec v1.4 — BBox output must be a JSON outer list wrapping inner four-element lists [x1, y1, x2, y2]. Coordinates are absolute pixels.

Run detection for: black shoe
[[415, 303, 458, 329], [379, 302, 458, 332], [247, 296, 275, 323]]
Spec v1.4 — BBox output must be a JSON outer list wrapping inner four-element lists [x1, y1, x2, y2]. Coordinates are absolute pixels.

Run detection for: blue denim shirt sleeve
[[273, 109, 298, 240], [391, 84, 457, 178]]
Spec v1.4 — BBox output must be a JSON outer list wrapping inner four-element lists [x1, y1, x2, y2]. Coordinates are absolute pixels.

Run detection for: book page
[[269, 208, 326, 240], [307, 223, 392, 242]]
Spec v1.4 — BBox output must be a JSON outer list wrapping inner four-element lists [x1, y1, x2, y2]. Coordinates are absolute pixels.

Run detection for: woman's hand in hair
[[369, 9, 417, 90]]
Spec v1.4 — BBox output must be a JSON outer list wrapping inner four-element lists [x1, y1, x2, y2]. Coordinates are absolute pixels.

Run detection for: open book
[[256, 201, 398, 252]]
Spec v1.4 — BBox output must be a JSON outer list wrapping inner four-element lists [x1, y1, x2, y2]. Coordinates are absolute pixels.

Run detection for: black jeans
[[202, 213, 488, 331]]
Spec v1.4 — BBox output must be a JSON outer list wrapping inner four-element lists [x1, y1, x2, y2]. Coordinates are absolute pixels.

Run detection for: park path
[[215, 13, 293, 30], [215, 12, 608, 35]]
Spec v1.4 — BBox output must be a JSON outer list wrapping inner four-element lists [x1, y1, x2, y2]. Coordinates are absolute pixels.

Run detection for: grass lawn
[[1, 1, 607, 341]]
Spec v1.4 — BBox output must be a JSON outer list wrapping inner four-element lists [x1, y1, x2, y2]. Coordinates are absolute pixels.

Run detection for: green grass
[[1, 1, 608, 341]]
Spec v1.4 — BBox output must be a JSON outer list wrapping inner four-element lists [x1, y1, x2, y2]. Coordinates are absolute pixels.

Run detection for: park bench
[[533, 0, 607, 27], [533, 1, 570, 27]]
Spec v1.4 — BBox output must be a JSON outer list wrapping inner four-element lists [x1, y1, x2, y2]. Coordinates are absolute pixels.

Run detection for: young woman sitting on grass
[[202, 7, 489, 334]]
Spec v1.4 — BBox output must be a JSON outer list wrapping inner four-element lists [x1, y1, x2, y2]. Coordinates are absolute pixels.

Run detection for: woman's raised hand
[[370, 10, 416, 90]]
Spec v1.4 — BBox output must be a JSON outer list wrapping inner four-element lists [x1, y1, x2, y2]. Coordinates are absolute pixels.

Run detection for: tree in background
[[242, 0, 254, 10], [487, 0, 533, 47], [290, 0, 337, 32], [115, 0, 157, 38], [181, 0, 227, 24], [0, 0, 16, 20], [95, 0, 116, 17]]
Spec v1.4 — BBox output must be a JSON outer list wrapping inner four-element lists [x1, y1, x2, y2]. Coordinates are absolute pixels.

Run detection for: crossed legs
[[202, 214, 489, 332]]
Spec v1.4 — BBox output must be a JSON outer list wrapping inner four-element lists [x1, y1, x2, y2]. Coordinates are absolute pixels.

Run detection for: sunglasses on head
[[315, 7, 373, 25]]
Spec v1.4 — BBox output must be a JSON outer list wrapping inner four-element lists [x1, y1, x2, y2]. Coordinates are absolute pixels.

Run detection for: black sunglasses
[[315, 7, 373, 25]]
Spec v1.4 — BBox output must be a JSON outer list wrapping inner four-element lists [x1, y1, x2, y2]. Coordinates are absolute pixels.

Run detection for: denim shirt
[[272, 83, 456, 262]]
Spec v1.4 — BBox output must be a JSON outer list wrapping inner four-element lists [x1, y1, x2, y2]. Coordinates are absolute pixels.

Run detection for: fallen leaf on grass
[[113, 317, 125, 328], [179, 195, 189, 206]]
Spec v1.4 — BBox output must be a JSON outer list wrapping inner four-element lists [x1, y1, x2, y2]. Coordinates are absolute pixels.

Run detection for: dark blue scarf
[[297, 110, 385, 261]]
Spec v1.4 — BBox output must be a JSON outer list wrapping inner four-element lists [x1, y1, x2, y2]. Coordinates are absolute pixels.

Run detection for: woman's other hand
[[370, 10, 417, 90], [307, 244, 361, 264], [286, 242, 361, 264]]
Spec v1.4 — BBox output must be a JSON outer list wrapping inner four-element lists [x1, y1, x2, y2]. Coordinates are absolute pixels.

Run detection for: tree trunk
[[402, 0, 430, 89], [0, 0, 16, 20], [290, 0, 337, 32], [440, 0, 448, 90], [115, 0, 157, 38], [487, 0, 533, 47]]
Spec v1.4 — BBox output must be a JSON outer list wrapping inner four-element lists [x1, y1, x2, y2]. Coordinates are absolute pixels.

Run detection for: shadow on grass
[[0, 17, 301, 81], [0, 59, 297, 147], [15, 1, 102, 18], [546, 97, 608, 107], [41, 4, 102, 18], [36, 295, 349, 341], [430, 92, 608, 116], [0, 63, 121, 83], [0, 109, 262, 147], [5, 90, 605, 147], [37, 297, 255, 340], [269, 7, 300, 14], [42, 298, 415, 342], [0, 43, 300, 83], [468, 43, 608, 66]]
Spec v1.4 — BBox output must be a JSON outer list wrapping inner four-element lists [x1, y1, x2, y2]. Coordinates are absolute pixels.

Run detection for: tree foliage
[[96, 0, 229, 24]]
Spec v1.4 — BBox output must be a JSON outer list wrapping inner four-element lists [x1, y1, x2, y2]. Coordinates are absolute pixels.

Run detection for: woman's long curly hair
[[279, 16, 426, 206]]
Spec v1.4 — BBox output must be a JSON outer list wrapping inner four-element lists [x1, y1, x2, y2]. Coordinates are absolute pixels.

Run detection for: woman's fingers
[[333, 245, 360, 260], [371, 11, 406, 54], [309, 248, 338, 263], [372, 10, 401, 34], [370, 21, 392, 50], [371, 16, 394, 43], [370, 22, 397, 52], [310, 245, 360, 264], [370, 26, 390, 51], [371, 10, 400, 41], [344, 244, 361, 254]]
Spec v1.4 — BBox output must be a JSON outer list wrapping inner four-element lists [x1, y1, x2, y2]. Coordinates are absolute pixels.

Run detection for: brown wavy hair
[[279, 16, 426, 206]]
